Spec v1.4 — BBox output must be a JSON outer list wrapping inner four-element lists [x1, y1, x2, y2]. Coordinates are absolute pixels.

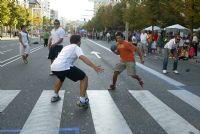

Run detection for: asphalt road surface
[[0, 37, 200, 134]]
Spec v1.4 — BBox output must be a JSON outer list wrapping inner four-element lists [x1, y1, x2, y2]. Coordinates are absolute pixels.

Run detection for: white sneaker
[[173, 70, 179, 74], [163, 70, 167, 74]]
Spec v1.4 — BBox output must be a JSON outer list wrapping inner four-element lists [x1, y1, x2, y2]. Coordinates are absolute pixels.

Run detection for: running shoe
[[51, 96, 61, 103], [77, 98, 89, 108], [107, 85, 116, 90]]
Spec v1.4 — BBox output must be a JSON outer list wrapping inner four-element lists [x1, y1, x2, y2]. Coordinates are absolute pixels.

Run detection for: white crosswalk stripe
[[129, 90, 200, 134], [0, 90, 20, 112], [87, 90, 133, 134], [20, 90, 65, 134], [1, 89, 200, 134], [168, 90, 200, 112]]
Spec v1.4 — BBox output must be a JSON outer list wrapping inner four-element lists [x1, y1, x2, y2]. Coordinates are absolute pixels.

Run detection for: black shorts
[[48, 45, 63, 60], [53, 66, 86, 82]]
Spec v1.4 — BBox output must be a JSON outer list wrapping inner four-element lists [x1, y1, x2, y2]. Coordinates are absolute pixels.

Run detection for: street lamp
[[125, 2, 129, 40]]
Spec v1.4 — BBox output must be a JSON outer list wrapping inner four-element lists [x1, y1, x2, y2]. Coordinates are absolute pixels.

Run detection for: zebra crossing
[[0, 89, 200, 134]]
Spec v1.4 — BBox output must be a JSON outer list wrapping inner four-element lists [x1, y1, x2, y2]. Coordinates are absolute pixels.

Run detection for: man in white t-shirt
[[48, 19, 65, 75], [140, 30, 148, 56], [162, 35, 181, 74], [50, 35, 103, 108], [19, 25, 30, 64], [106, 32, 111, 43]]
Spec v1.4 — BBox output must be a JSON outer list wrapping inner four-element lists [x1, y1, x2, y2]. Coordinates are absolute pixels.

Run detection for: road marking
[[169, 90, 200, 112], [0, 54, 20, 63], [129, 90, 200, 134], [87, 39, 112, 52], [20, 90, 65, 134], [0, 46, 43, 67], [136, 62, 185, 87], [0, 90, 20, 112], [87, 90, 133, 134], [87, 39, 185, 87], [0, 128, 79, 134], [91, 51, 101, 58], [3, 49, 13, 53]]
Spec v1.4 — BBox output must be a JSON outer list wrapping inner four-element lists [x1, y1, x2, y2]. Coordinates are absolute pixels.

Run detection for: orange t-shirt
[[117, 41, 134, 62]]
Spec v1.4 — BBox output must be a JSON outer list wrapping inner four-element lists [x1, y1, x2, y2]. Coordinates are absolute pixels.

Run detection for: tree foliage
[[85, 0, 200, 32], [0, 0, 32, 34]]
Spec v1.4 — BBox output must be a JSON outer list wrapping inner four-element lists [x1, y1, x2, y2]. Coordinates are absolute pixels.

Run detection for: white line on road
[[0, 55, 20, 64], [0, 90, 20, 112], [0, 46, 43, 67], [129, 90, 200, 134], [20, 90, 65, 134], [87, 90, 133, 134], [87, 39, 185, 87], [136, 62, 185, 87], [91, 51, 101, 58], [169, 90, 200, 112], [0, 46, 42, 63], [3, 49, 13, 53], [87, 39, 112, 52]]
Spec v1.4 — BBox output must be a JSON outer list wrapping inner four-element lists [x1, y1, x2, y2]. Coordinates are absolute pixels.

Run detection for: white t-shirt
[[19, 31, 29, 46], [140, 33, 147, 44], [164, 38, 180, 49], [192, 36, 198, 43], [51, 44, 84, 71], [50, 27, 65, 45]]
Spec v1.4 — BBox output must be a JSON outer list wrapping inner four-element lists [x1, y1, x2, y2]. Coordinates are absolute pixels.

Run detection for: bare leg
[[131, 75, 144, 88], [80, 76, 88, 97], [54, 79, 63, 93], [108, 71, 120, 90]]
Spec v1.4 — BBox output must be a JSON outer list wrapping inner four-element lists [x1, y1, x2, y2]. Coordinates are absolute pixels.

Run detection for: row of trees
[[0, 0, 32, 36], [0, 0, 54, 37], [84, 0, 200, 33]]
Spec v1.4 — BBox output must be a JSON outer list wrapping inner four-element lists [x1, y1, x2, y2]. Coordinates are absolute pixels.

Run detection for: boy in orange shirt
[[108, 32, 144, 90]]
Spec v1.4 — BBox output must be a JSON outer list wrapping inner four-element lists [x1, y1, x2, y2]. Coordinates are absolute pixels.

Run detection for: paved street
[[0, 37, 200, 134]]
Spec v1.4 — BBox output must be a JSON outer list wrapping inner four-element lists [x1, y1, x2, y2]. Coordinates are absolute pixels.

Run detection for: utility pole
[[125, 2, 129, 40]]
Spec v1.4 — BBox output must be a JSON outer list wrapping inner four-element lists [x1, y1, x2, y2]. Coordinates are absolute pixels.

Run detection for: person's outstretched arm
[[79, 55, 103, 73]]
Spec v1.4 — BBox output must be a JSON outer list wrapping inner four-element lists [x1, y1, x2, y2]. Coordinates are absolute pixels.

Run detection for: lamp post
[[125, 1, 129, 40]]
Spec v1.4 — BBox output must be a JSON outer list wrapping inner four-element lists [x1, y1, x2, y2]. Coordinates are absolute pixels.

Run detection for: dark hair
[[54, 19, 60, 24], [115, 31, 124, 38], [21, 25, 26, 30], [70, 35, 81, 44]]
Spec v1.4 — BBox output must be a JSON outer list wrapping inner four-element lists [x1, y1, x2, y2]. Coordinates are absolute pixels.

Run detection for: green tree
[[172, 0, 200, 33], [0, 0, 10, 36], [7, 0, 18, 37]]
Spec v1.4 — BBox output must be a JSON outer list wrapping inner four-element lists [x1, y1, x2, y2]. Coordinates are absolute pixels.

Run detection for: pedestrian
[[192, 33, 198, 56], [50, 35, 103, 108], [189, 44, 195, 59], [140, 30, 148, 57], [147, 31, 153, 54], [43, 29, 49, 47], [151, 39, 157, 54], [106, 32, 111, 43], [18, 25, 30, 64], [48, 19, 65, 75], [162, 35, 181, 74], [157, 32, 164, 55], [108, 31, 144, 90]]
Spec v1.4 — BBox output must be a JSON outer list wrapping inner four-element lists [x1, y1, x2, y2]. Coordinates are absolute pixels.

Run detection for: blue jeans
[[163, 48, 178, 70]]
